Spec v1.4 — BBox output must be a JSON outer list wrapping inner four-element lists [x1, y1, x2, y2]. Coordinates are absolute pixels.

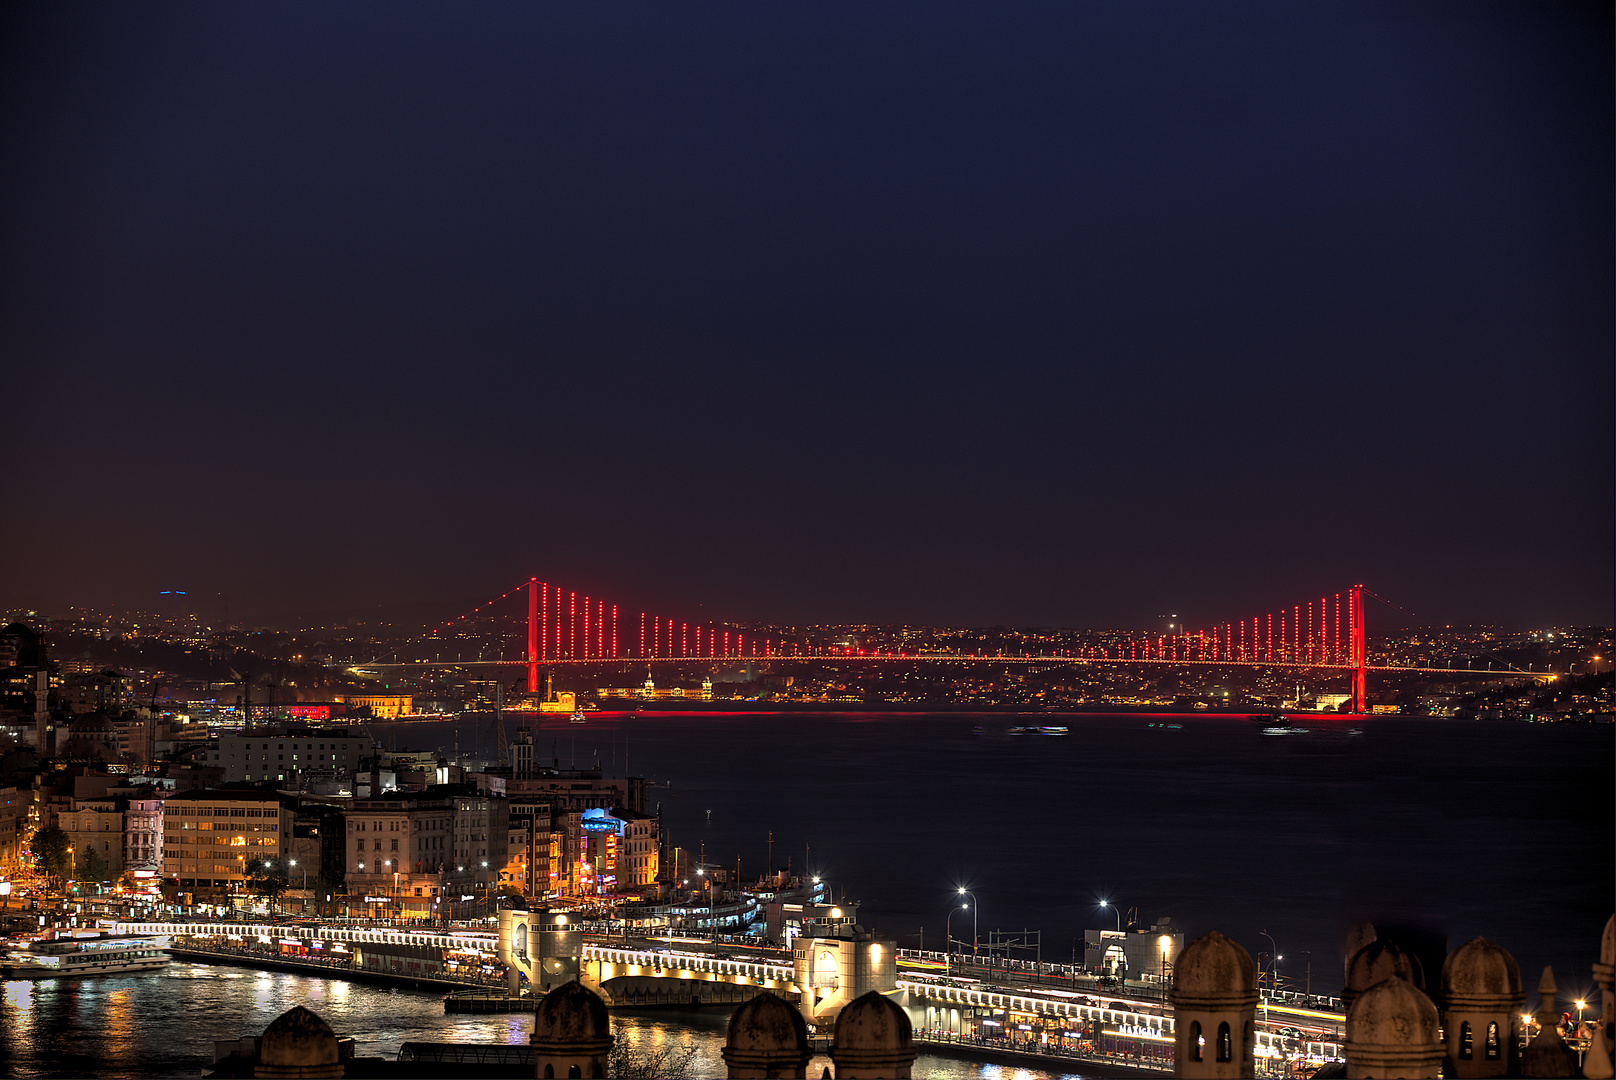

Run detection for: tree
[[245, 856, 289, 902], [607, 1037, 698, 1079], [78, 845, 109, 888], [32, 826, 72, 892]]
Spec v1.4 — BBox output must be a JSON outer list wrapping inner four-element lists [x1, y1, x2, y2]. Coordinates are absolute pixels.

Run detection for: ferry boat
[[1, 933, 170, 979], [1009, 725, 1069, 736]]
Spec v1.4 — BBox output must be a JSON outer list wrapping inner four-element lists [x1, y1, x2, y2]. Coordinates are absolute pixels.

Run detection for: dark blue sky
[[3, 3, 1610, 629]]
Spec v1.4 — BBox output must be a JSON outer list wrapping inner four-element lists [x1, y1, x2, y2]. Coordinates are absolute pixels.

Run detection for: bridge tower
[[527, 579, 540, 695], [791, 902, 899, 1029], [1349, 583, 1367, 714], [500, 907, 583, 996]]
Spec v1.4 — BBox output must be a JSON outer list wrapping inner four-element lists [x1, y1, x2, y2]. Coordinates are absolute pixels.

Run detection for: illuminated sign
[[580, 808, 625, 836]]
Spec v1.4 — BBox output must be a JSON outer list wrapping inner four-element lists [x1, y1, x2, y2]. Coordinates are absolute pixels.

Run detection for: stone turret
[[530, 980, 613, 1079], [1440, 936, 1524, 1078], [829, 991, 916, 1079], [1343, 939, 1422, 1011], [1170, 930, 1257, 1079], [723, 991, 810, 1079], [254, 1006, 343, 1079], [1343, 978, 1443, 1079], [1521, 967, 1578, 1079]]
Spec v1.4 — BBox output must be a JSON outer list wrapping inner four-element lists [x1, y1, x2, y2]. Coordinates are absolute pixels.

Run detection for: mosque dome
[[833, 991, 913, 1051], [1173, 930, 1257, 1005], [725, 990, 807, 1054], [532, 980, 610, 1044], [69, 711, 116, 735], [255, 1006, 340, 1078], [1441, 937, 1522, 1006]]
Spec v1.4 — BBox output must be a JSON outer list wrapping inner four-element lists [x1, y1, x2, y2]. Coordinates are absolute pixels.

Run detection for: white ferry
[[1, 933, 170, 979]]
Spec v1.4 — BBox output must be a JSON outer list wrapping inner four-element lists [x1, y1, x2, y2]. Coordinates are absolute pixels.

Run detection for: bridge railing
[[913, 1029, 1173, 1073], [115, 922, 499, 953], [584, 944, 794, 984]]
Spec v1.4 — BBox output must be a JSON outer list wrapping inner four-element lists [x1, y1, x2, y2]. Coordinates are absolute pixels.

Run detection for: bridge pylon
[[1348, 583, 1367, 713]]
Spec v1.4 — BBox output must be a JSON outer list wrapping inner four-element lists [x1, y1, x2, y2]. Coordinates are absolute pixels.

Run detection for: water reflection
[[0, 964, 1103, 1079]]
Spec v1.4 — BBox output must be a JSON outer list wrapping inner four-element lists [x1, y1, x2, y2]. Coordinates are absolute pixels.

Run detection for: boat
[[1036, 725, 1069, 736], [1010, 725, 1068, 735], [1, 933, 170, 979], [569, 711, 587, 724]]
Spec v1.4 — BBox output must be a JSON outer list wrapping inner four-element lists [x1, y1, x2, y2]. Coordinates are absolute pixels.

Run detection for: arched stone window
[[514, 923, 528, 961], [567, 1066, 580, 1079], [1216, 1021, 1232, 1063], [1190, 1021, 1203, 1062], [1459, 1020, 1473, 1059], [1485, 1022, 1500, 1060], [542, 1067, 554, 1079]]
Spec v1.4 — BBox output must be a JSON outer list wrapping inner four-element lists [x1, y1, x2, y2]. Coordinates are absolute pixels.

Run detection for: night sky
[[3, 3, 1610, 630]]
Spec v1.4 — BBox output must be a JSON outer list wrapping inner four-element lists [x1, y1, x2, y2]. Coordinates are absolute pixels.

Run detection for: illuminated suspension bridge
[[367, 580, 1534, 714]]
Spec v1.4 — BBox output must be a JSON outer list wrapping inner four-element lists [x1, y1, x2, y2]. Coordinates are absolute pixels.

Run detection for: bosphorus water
[[1, 711, 1608, 1077]]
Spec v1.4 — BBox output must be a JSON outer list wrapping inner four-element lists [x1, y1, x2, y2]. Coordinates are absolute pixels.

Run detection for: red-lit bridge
[[361, 581, 1547, 713]]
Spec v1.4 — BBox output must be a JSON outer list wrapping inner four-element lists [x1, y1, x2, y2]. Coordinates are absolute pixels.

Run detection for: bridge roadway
[[363, 654, 1527, 676], [117, 924, 1344, 1063]]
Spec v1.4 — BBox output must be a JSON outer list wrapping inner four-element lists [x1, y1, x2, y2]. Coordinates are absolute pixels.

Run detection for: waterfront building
[[507, 766, 646, 814], [161, 788, 293, 901], [0, 784, 32, 874], [553, 806, 661, 900], [334, 693, 412, 718], [59, 798, 125, 878], [206, 731, 372, 785], [342, 787, 508, 918], [125, 794, 163, 870]]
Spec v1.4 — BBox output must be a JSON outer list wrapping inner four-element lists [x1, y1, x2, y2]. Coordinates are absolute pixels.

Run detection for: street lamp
[[947, 903, 969, 960], [1260, 930, 1280, 990], [1099, 900, 1121, 932], [1159, 934, 1172, 988], [957, 888, 978, 953]]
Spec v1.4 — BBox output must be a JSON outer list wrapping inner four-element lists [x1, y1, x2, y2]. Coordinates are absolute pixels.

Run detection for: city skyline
[[3, 4, 1611, 630]]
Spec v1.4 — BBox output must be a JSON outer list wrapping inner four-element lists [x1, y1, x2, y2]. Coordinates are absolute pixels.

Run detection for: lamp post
[[1099, 900, 1121, 932], [289, 859, 309, 914], [947, 903, 969, 969], [1260, 930, 1280, 991], [957, 888, 979, 954]]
